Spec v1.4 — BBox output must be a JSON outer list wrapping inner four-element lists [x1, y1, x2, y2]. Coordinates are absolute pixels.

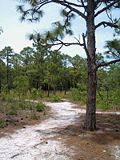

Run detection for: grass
[[0, 93, 47, 130], [9, 109, 17, 115], [0, 89, 119, 118], [3, 101, 45, 114], [35, 103, 45, 112], [50, 95, 62, 102], [0, 120, 6, 128]]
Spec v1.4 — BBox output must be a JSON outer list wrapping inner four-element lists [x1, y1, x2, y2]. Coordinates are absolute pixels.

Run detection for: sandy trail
[[0, 101, 119, 160], [0, 102, 85, 160]]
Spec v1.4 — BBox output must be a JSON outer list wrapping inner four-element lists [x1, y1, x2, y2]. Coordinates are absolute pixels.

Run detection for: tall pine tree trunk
[[85, 60, 97, 130], [84, 0, 97, 130], [0, 74, 1, 93], [47, 84, 50, 97]]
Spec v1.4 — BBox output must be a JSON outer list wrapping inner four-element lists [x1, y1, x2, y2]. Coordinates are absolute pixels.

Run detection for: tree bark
[[84, 0, 97, 130], [0, 74, 1, 93], [7, 52, 9, 91], [47, 84, 50, 97], [85, 61, 97, 130], [0, 62, 1, 93]]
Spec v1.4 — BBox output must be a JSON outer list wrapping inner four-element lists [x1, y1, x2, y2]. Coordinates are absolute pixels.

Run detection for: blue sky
[[0, 0, 119, 57]]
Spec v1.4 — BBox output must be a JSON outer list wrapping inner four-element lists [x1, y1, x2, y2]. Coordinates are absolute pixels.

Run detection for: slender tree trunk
[[47, 84, 50, 97], [0, 63, 1, 93], [64, 83, 67, 95], [106, 87, 109, 108], [0, 75, 1, 93], [84, 0, 97, 130], [64, 89, 67, 95], [7, 53, 9, 91], [53, 86, 56, 95]]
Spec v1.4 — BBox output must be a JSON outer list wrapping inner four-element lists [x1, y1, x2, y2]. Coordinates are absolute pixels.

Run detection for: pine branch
[[80, 0, 87, 13], [82, 33, 90, 58], [95, 0, 102, 9], [58, 0, 85, 8], [52, 0, 86, 19], [97, 58, 120, 69], [95, 0, 120, 17], [19, 0, 87, 21], [50, 38, 83, 47], [95, 21, 119, 29]]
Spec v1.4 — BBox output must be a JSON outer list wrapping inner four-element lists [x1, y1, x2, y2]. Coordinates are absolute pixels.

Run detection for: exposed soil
[[0, 101, 120, 160], [0, 107, 50, 138], [54, 113, 120, 160]]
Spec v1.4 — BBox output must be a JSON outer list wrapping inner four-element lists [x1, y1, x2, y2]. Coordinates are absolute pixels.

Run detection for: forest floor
[[0, 100, 120, 160]]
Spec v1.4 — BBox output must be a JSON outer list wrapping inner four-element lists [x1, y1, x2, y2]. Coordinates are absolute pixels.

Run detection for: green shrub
[[9, 109, 17, 115], [97, 100, 111, 110], [70, 84, 87, 103], [8, 105, 18, 115], [31, 88, 43, 99], [1, 90, 17, 102], [51, 95, 61, 102], [111, 89, 120, 105], [5, 94, 14, 102], [35, 103, 45, 112], [13, 75, 29, 96], [96, 90, 120, 110], [0, 120, 6, 128], [18, 100, 34, 110], [18, 101, 26, 110]]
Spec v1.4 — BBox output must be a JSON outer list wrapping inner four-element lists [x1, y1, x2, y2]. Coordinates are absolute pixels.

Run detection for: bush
[[97, 100, 111, 110], [51, 95, 61, 102], [70, 83, 87, 103], [13, 75, 29, 96], [96, 89, 120, 110], [4, 94, 14, 102], [0, 120, 6, 128], [35, 103, 45, 112], [31, 88, 43, 99], [9, 109, 17, 115]]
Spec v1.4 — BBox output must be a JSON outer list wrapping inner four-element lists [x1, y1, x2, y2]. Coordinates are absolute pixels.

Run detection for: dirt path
[[0, 101, 120, 160]]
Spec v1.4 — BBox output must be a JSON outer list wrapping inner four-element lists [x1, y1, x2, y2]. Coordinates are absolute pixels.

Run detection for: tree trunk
[[85, 62, 97, 130], [7, 53, 9, 91], [64, 88, 67, 95], [0, 64, 1, 93], [53, 86, 56, 95], [0, 76, 1, 93], [84, 0, 97, 130], [47, 84, 50, 97]]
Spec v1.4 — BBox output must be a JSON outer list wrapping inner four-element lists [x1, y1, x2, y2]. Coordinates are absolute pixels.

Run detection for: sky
[[0, 0, 119, 58]]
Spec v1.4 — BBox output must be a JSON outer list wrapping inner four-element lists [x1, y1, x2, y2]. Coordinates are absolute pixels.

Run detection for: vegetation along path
[[0, 101, 120, 160]]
